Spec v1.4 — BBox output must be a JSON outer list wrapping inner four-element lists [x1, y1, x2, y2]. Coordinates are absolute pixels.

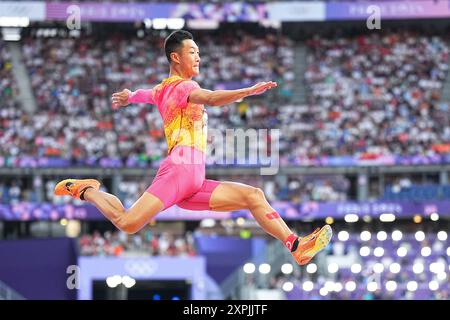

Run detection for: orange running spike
[[291, 225, 333, 266], [54, 179, 101, 200]]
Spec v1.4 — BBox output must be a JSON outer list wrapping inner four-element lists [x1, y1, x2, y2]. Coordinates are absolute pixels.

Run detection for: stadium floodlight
[[380, 214, 395, 222], [0, 17, 29, 27], [437, 231, 447, 241], [429, 262, 445, 274], [413, 263, 424, 274], [344, 214, 359, 223], [324, 281, 334, 292], [325, 217, 334, 225], [306, 263, 317, 274], [415, 231, 425, 241], [187, 19, 219, 30], [345, 281, 356, 292], [374, 247, 384, 257], [429, 281, 439, 291], [437, 272, 447, 281], [259, 263, 271, 274], [334, 283, 343, 293], [282, 281, 294, 292], [360, 246, 370, 257], [389, 263, 401, 274], [360, 231, 371, 241], [367, 282, 378, 292], [407, 281, 418, 292], [243, 263, 255, 274], [143, 19, 152, 29], [302, 281, 314, 292], [106, 275, 122, 288], [319, 288, 328, 296], [259, 19, 281, 29], [421, 247, 431, 257], [351, 264, 362, 274], [153, 18, 167, 29], [413, 215, 422, 223], [122, 276, 136, 288], [430, 213, 439, 221], [386, 281, 397, 292], [377, 231, 387, 241], [281, 263, 293, 275], [167, 18, 185, 30], [397, 247, 407, 257], [373, 263, 384, 274], [328, 263, 339, 274], [200, 218, 216, 228], [69, 29, 80, 38], [338, 231, 349, 241], [391, 230, 403, 241], [2, 28, 21, 41]]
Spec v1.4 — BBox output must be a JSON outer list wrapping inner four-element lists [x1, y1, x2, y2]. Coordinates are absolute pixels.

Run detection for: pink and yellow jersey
[[128, 75, 207, 154]]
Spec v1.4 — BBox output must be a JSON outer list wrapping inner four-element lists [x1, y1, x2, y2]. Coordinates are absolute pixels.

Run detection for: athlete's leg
[[54, 178, 164, 234], [208, 181, 332, 265], [83, 188, 164, 234], [208, 181, 293, 242]]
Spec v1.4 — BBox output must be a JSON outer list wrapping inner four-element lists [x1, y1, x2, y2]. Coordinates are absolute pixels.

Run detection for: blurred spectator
[[78, 228, 197, 257], [303, 31, 449, 159]]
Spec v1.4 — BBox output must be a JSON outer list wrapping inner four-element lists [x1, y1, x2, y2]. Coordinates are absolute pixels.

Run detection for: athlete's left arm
[[188, 81, 277, 107], [111, 88, 155, 109]]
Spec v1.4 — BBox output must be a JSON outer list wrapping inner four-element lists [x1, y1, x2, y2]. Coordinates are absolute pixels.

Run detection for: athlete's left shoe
[[291, 225, 332, 266], [54, 179, 101, 200]]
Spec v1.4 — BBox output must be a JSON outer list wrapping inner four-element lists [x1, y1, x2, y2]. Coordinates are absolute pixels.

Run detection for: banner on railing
[[1, 200, 449, 221], [326, 0, 450, 20], [45, 2, 267, 22], [2, 1, 450, 23]]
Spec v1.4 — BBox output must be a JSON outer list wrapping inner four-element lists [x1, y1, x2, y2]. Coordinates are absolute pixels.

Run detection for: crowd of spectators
[[1, 30, 450, 168], [0, 39, 23, 164], [0, 174, 350, 205], [78, 228, 197, 257], [0, 30, 293, 167], [303, 32, 450, 159]]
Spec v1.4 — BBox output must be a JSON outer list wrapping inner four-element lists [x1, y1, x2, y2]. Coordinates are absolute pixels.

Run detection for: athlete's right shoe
[[54, 179, 101, 200], [291, 225, 332, 266]]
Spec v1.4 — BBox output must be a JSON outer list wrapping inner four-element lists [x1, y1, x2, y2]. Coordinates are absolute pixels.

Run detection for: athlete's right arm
[[111, 88, 154, 109]]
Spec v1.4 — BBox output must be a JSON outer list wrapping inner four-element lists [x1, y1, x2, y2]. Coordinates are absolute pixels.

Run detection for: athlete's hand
[[111, 89, 131, 109], [246, 81, 277, 96]]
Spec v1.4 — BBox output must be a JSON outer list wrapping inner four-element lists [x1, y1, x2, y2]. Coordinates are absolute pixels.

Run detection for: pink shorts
[[146, 146, 220, 210]]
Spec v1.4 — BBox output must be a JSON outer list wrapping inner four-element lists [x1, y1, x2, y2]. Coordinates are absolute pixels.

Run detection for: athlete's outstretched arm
[[188, 81, 277, 107], [111, 88, 154, 109]]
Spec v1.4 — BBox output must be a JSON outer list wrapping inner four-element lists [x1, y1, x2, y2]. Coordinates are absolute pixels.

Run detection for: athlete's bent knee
[[245, 187, 266, 207], [115, 215, 142, 235]]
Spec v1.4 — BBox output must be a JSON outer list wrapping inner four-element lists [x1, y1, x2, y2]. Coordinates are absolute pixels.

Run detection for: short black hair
[[164, 30, 194, 63]]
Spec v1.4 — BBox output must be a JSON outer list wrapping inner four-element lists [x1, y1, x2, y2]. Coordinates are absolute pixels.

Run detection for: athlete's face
[[178, 39, 201, 77]]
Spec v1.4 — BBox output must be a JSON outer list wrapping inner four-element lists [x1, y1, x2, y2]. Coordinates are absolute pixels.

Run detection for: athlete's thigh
[[177, 179, 220, 211], [209, 181, 256, 212], [126, 191, 165, 224]]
